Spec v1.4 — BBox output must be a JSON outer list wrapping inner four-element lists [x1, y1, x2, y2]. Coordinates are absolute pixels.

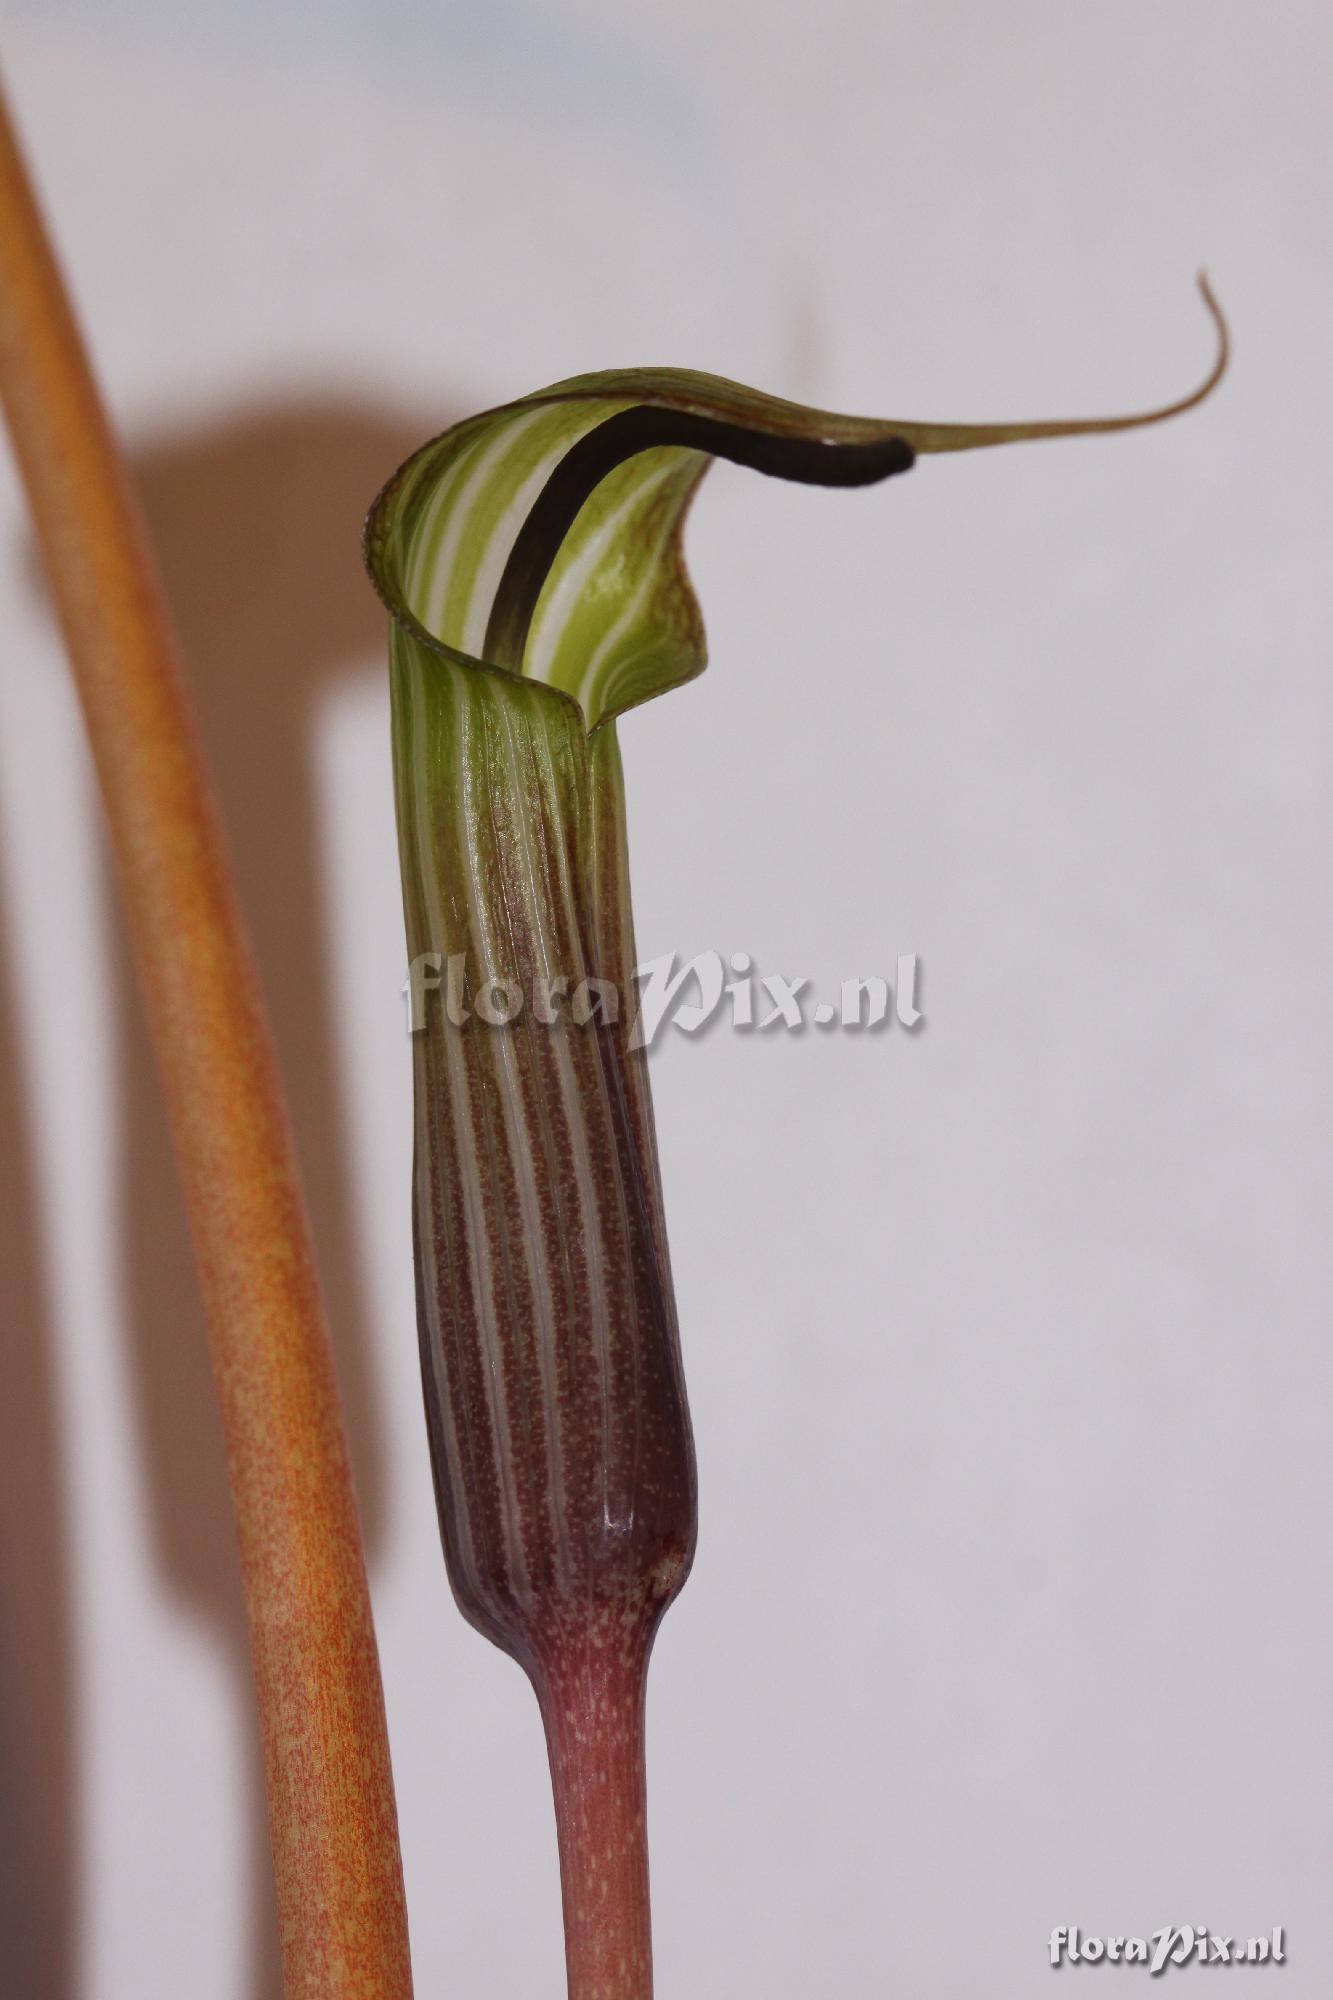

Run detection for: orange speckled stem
[[0, 84, 413, 1996]]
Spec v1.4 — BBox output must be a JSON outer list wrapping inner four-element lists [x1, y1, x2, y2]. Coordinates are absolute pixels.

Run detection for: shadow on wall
[[0, 392, 447, 1997], [122, 394, 447, 1997], [0, 878, 74, 1998]]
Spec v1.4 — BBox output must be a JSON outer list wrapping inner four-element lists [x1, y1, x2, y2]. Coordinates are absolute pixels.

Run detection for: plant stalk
[[0, 78, 413, 1995], [538, 1634, 656, 2000]]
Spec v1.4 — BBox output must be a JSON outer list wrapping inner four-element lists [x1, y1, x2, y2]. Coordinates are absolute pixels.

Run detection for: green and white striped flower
[[363, 372, 933, 1674], [363, 306, 1224, 2000], [364, 309, 1225, 1671]]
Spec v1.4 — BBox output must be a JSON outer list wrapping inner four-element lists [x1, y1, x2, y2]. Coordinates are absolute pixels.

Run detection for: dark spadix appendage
[[364, 287, 1226, 2000]]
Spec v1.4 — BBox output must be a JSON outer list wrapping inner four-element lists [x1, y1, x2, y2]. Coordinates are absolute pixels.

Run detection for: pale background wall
[[0, 4, 1328, 1994]]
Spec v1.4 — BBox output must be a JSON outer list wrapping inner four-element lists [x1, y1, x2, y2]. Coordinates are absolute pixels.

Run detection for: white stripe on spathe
[[412, 648, 529, 1603], [485, 694, 576, 1583], [448, 662, 534, 1602], [406, 647, 482, 1592], [458, 405, 619, 662], [572, 489, 686, 718], [404, 426, 491, 626], [523, 459, 680, 692], [418, 406, 550, 640]]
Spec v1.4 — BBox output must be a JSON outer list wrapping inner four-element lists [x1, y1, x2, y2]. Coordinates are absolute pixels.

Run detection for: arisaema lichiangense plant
[[364, 282, 1226, 2000]]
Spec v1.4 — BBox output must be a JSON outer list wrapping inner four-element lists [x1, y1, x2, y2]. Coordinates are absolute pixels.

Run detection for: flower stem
[[0, 80, 413, 1994], [538, 1633, 657, 2000]]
